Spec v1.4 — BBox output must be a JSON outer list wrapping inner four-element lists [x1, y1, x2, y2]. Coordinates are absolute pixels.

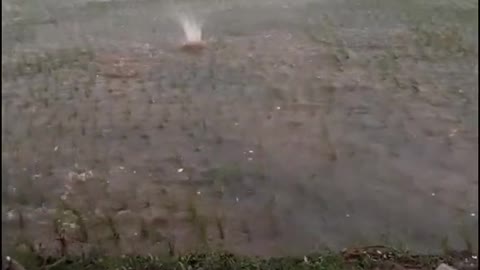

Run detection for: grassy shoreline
[[6, 246, 478, 270]]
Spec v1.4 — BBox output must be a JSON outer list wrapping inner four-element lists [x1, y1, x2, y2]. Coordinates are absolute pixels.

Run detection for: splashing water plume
[[177, 13, 206, 53]]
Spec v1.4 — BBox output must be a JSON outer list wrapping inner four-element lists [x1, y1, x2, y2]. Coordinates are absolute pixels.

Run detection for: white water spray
[[175, 12, 206, 52], [178, 13, 203, 43]]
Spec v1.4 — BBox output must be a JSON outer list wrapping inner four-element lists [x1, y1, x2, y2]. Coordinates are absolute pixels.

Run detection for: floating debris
[[181, 41, 206, 54], [68, 170, 94, 182], [6, 210, 16, 220], [177, 168, 184, 173], [449, 129, 458, 137], [64, 222, 77, 229]]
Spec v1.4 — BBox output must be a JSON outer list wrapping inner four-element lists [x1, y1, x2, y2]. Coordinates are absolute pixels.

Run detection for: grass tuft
[[8, 248, 477, 270]]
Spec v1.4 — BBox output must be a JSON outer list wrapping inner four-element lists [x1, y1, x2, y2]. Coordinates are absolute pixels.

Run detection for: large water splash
[[178, 13, 202, 43], [176, 12, 206, 52]]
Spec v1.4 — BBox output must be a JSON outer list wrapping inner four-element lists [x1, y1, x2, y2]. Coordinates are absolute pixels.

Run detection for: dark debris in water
[[180, 41, 207, 55]]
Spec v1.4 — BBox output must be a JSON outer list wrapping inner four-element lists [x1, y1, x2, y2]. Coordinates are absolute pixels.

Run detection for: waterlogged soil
[[2, 0, 478, 257]]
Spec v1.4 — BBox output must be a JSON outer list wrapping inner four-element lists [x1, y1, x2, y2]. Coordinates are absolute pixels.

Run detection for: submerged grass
[[2, 2, 478, 270], [7, 248, 477, 270]]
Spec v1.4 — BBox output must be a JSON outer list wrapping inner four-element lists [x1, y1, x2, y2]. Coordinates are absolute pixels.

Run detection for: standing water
[[1, 0, 478, 260]]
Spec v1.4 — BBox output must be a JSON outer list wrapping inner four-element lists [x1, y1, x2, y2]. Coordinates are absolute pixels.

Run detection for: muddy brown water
[[2, 0, 478, 257]]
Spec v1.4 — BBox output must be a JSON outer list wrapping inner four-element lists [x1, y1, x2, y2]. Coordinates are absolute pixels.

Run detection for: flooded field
[[2, 0, 478, 257]]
